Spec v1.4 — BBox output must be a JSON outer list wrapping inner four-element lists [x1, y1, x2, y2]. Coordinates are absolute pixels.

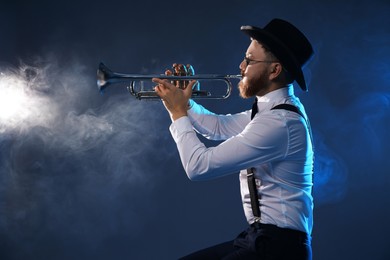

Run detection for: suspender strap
[[271, 103, 305, 118], [247, 167, 261, 219]]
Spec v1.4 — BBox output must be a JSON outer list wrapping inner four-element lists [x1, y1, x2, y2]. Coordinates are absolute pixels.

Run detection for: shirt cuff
[[169, 116, 194, 143]]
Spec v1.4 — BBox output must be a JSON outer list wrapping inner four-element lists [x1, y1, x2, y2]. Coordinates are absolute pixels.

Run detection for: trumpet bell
[[97, 63, 110, 92]]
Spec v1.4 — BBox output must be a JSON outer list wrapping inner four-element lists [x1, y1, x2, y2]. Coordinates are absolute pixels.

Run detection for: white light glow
[[0, 72, 33, 130], [0, 84, 27, 119]]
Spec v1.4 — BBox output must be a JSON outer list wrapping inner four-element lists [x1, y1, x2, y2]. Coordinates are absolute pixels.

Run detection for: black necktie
[[251, 97, 258, 120]]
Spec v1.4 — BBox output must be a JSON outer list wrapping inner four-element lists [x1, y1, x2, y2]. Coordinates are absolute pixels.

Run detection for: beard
[[238, 72, 269, 99]]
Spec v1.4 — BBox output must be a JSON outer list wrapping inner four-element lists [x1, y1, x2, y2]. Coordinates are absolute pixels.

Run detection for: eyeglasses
[[243, 57, 278, 66]]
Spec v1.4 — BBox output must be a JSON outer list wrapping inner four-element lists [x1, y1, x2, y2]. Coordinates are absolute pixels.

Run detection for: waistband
[[250, 223, 310, 243]]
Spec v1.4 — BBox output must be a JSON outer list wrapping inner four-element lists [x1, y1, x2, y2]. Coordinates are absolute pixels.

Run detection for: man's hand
[[153, 77, 197, 121], [153, 63, 197, 121]]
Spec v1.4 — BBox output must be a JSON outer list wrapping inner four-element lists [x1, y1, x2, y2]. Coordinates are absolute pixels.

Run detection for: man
[[153, 18, 314, 260]]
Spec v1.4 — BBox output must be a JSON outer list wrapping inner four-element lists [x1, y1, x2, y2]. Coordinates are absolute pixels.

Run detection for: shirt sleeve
[[169, 112, 289, 181], [187, 100, 251, 141]]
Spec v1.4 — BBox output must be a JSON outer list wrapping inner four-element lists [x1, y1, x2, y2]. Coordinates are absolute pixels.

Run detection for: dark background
[[0, 0, 389, 259]]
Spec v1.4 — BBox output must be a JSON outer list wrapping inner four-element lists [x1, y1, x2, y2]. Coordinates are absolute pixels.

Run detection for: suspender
[[271, 103, 305, 118], [246, 167, 261, 220], [247, 103, 307, 222]]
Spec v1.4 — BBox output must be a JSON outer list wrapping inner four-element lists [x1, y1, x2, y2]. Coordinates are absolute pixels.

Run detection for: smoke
[[0, 56, 177, 259], [312, 131, 349, 205]]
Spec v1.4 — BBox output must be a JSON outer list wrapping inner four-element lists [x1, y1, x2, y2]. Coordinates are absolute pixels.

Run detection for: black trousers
[[179, 224, 312, 260]]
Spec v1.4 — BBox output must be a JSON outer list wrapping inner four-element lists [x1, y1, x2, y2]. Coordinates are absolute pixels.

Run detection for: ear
[[268, 63, 283, 81]]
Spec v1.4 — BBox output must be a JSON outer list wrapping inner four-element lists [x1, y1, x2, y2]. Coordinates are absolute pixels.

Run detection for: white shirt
[[169, 86, 314, 234]]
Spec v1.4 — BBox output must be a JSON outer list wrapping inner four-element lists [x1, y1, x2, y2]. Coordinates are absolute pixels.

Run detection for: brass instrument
[[97, 62, 241, 100]]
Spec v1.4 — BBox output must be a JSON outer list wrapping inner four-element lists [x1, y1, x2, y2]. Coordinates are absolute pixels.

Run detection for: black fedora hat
[[241, 18, 314, 91]]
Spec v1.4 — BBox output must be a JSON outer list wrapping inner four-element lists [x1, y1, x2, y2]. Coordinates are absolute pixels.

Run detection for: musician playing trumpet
[[153, 18, 314, 260]]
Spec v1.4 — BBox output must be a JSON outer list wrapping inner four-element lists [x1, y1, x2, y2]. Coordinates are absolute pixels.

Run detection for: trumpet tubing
[[97, 62, 241, 100]]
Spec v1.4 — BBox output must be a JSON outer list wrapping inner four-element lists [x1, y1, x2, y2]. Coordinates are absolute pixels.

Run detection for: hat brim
[[241, 25, 307, 91]]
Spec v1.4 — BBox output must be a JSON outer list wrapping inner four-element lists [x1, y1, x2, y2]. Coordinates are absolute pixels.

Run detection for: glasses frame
[[243, 57, 278, 66]]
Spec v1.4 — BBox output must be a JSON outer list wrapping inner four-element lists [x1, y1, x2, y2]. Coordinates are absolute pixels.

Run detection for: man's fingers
[[153, 77, 196, 100], [153, 78, 180, 101], [152, 78, 165, 85], [152, 78, 171, 89], [153, 79, 168, 98], [183, 80, 196, 98]]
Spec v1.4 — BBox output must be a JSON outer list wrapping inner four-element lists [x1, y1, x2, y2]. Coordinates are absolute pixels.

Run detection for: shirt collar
[[256, 85, 294, 103]]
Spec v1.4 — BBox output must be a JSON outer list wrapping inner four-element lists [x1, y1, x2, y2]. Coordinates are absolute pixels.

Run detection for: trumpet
[[97, 62, 241, 100]]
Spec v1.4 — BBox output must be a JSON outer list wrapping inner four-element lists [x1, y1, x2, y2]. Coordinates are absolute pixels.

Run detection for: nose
[[239, 59, 246, 71]]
